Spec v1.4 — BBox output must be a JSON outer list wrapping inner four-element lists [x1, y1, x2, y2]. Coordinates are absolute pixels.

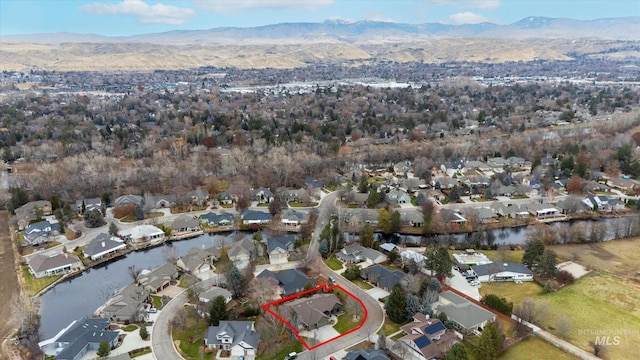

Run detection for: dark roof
[[361, 264, 405, 290], [201, 211, 235, 224], [267, 235, 296, 253], [84, 233, 125, 258], [205, 321, 259, 350], [56, 317, 119, 360], [342, 349, 390, 360], [242, 210, 272, 222], [257, 268, 315, 296], [304, 176, 324, 189]]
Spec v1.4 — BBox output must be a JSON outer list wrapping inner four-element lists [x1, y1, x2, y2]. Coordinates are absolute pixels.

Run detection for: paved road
[[297, 191, 385, 360], [151, 276, 222, 360]]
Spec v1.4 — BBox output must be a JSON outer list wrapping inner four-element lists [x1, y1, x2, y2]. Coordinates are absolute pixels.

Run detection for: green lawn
[[129, 347, 152, 358], [334, 309, 363, 334], [324, 256, 343, 270], [120, 212, 163, 223], [172, 307, 215, 360], [351, 278, 373, 290], [257, 338, 302, 360], [22, 264, 62, 296], [479, 281, 543, 307], [379, 317, 405, 336], [150, 295, 163, 309], [123, 324, 139, 332], [500, 335, 578, 360], [539, 272, 640, 360]]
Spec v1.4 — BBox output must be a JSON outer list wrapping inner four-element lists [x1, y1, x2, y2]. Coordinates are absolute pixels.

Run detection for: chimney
[[102, 241, 106, 248]]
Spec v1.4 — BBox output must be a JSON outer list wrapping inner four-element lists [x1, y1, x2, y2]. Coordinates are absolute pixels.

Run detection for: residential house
[[304, 176, 324, 199], [27, 253, 82, 278], [487, 157, 509, 170], [471, 262, 533, 282], [199, 287, 233, 304], [52, 317, 119, 360], [441, 160, 465, 177], [83, 233, 127, 261], [440, 209, 466, 225], [15, 200, 52, 216], [281, 209, 309, 226], [170, 215, 202, 234], [119, 224, 165, 244], [241, 210, 272, 225], [607, 177, 638, 192], [416, 189, 445, 203], [257, 268, 316, 296], [75, 198, 102, 214], [335, 244, 387, 265], [251, 187, 275, 204], [386, 190, 412, 205], [400, 210, 425, 227], [400, 250, 427, 269], [200, 211, 235, 227], [284, 293, 342, 330], [346, 190, 368, 207], [148, 194, 177, 208], [507, 156, 528, 169], [279, 188, 307, 203], [176, 247, 220, 275], [267, 235, 296, 264], [399, 314, 459, 360], [113, 194, 143, 208], [218, 191, 236, 205], [541, 157, 559, 167], [100, 284, 150, 323], [475, 208, 498, 224], [342, 349, 389, 360], [360, 264, 406, 292], [137, 262, 178, 293], [186, 189, 209, 206], [525, 203, 561, 219], [23, 219, 60, 246], [582, 195, 624, 212], [228, 238, 258, 263], [436, 291, 496, 333], [204, 321, 259, 360]]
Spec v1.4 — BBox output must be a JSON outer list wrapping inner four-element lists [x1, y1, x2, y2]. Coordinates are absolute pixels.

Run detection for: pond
[[39, 232, 249, 340]]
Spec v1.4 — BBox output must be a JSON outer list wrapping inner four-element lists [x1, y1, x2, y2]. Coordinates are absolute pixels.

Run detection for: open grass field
[[549, 236, 640, 279], [0, 211, 21, 341], [540, 271, 640, 360], [479, 281, 543, 307], [500, 335, 578, 360]]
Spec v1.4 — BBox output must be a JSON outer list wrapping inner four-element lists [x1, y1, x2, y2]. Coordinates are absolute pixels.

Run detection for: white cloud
[[80, 0, 196, 25], [193, 0, 336, 13], [432, 0, 501, 9], [449, 11, 492, 24]]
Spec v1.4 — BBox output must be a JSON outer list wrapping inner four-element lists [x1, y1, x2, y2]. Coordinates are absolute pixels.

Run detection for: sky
[[1, 0, 639, 36]]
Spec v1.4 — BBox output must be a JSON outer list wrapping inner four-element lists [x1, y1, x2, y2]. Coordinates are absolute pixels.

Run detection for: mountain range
[[2, 17, 639, 45], [1, 17, 638, 71]]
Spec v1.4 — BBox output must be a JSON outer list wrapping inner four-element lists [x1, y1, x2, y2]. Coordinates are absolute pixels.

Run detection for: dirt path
[[0, 211, 22, 358]]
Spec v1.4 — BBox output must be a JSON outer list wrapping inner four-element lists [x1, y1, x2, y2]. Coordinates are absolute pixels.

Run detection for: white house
[[204, 321, 259, 360], [83, 233, 127, 261], [120, 225, 165, 244], [27, 253, 82, 278], [471, 262, 533, 282]]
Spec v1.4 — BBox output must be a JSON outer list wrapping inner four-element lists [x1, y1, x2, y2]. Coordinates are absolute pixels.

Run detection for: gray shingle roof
[[471, 262, 533, 277], [205, 321, 259, 350], [84, 233, 125, 258], [438, 291, 495, 329]]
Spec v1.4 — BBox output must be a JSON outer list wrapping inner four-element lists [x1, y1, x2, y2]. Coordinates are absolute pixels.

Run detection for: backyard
[[22, 264, 62, 296], [172, 307, 215, 360], [479, 281, 543, 306], [324, 255, 343, 270], [500, 335, 578, 360]]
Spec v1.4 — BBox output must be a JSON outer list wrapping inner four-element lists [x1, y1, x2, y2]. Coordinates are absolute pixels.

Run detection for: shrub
[[139, 326, 149, 340], [556, 270, 575, 285], [481, 294, 513, 316]]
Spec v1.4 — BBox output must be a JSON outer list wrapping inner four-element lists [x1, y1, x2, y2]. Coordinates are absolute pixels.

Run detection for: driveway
[[299, 325, 341, 344], [366, 287, 389, 302], [448, 269, 481, 301]]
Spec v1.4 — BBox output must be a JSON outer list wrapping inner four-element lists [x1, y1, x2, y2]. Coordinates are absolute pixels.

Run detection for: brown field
[[0, 211, 21, 337], [549, 237, 640, 281]]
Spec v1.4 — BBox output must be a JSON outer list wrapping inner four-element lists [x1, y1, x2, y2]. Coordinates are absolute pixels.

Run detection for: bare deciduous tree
[[556, 314, 573, 339]]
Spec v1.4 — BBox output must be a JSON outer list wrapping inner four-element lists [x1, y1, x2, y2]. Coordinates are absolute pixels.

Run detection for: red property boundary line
[[261, 284, 368, 350]]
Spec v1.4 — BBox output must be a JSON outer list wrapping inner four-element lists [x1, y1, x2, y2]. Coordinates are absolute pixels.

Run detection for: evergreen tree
[[139, 326, 149, 340], [522, 239, 544, 266], [134, 203, 144, 220], [538, 250, 558, 278], [209, 296, 228, 326], [367, 186, 381, 208], [358, 175, 368, 193], [109, 222, 119, 236], [319, 239, 330, 258], [377, 330, 387, 350], [226, 265, 246, 298], [378, 208, 392, 234], [385, 284, 407, 323], [391, 211, 402, 233], [96, 341, 111, 358], [405, 294, 422, 320], [477, 323, 500, 360]]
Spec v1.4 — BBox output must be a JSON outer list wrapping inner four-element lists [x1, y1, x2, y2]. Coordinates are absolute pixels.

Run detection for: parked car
[[285, 352, 298, 360], [470, 280, 481, 286], [328, 276, 336, 283], [453, 265, 460, 272], [147, 307, 157, 313]]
